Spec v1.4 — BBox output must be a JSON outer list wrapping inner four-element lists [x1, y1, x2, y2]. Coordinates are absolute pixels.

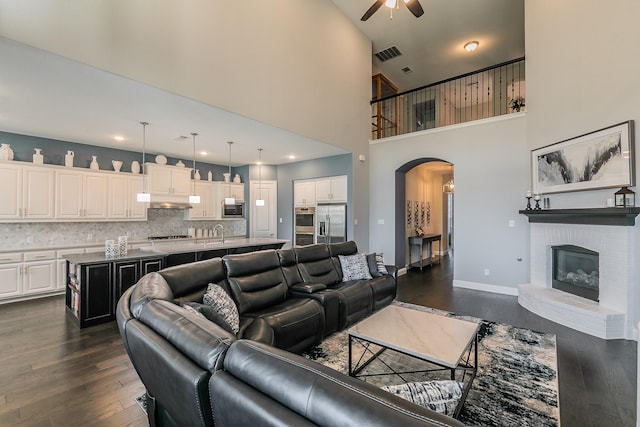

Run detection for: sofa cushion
[[203, 284, 240, 335], [339, 253, 372, 281], [294, 244, 340, 286], [159, 257, 226, 300]]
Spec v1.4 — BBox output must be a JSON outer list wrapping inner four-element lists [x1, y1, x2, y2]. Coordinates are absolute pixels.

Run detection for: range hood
[[149, 201, 193, 209]]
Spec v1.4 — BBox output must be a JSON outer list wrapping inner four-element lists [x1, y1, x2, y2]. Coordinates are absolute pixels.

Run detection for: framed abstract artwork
[[532, 121, 634, 194]]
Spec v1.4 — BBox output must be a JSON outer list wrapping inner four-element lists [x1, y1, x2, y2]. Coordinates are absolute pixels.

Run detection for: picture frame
[[532, 121, 635, 194]]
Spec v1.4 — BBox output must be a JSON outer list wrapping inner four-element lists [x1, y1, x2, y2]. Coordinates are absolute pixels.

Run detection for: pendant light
[[188, 132, 201, 204], [136, 121, 151, 203], [224, 141, 235, 205], [256, 148, 265, 206]]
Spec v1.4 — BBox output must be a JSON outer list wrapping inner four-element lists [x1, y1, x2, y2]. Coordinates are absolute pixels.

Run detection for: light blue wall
[[276, 154, 353, 244]]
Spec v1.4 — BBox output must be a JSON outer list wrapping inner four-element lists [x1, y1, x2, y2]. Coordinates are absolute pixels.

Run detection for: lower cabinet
[[66, 256, 164, 328]]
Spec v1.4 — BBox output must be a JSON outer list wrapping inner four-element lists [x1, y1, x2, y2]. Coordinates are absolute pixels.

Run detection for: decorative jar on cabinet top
[[0, 143, 14, 161]]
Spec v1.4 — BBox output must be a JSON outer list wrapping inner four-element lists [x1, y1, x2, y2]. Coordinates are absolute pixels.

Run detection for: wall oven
[[295, 207, 315, 246]]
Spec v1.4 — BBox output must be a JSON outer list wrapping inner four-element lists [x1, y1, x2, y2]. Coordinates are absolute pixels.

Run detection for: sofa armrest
[[385, 265, 398, 281], [290, 282, 327, 294]]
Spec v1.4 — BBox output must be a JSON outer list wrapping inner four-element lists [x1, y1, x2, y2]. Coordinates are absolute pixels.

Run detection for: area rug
[[302, 301, 560, 427]]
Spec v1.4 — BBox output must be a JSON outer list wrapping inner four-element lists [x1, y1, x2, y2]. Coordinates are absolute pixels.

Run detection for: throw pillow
[[366, 253, 383, 278], [375, 252, 389, 275], [182, 301, 238, 335], [339, 253, 373, 281], [381, 380, 462, 416], [202, 284, 240, 335]]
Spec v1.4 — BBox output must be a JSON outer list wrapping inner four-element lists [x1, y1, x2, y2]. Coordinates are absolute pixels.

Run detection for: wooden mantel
[[519, 207, 640, 226]]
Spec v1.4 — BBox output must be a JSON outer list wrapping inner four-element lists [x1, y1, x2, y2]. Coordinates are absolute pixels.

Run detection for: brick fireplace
[[518, 209, 640, 340]]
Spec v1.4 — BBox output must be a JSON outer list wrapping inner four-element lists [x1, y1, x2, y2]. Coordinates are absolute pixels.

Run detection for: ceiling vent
[[374, 46, 402, 62], [401, 66, 413, 74]]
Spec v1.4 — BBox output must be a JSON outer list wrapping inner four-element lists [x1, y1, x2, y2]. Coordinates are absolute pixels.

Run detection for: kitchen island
[[64, 238, 288, 328]]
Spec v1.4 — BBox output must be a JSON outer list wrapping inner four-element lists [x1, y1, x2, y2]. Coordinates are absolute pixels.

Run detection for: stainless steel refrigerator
[[316, 203, 347, 244]]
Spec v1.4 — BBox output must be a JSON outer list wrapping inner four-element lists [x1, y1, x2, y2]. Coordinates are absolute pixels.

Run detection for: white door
[[250, 180, 277, 238]]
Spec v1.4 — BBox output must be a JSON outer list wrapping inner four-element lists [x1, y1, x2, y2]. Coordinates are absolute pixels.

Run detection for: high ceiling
[[0, 1, 524, 166], [332, 0, 524, 92]]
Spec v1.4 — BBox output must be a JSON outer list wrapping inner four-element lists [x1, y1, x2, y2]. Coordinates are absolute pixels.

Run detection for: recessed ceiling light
[[200, 151, 208, 156], [288, 155, 296, 160], [464, 41, 479, 52], [114, 136, 125, 141]]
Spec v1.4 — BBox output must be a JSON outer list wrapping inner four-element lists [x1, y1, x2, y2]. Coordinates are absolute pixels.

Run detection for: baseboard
[[397, 267, 407, 276], [453, 280, 519, 296]]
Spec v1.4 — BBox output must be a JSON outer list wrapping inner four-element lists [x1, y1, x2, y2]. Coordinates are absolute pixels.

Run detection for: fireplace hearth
[[552, 245, 599, 302]]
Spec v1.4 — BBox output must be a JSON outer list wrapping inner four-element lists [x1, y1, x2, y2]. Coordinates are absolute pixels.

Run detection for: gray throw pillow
[[182, 301, 238, 335], [202, 284, 240, 334], [339, 253, 373, 281], [375, 253, 389, 275]]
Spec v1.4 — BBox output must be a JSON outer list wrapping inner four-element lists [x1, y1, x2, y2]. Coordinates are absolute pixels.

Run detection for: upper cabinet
[[145, 163, 191, 197], [185, 181, 218, 220], [314, 175, 348, 203], [108, 174, 147, 220], [55, 170, 108, 220], [218, 182, 244, 203], [294, 181, 316, 207], [0, 162, 54, 221]]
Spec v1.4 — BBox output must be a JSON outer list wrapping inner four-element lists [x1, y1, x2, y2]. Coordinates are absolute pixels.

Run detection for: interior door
[[250, 180, 277, 238]]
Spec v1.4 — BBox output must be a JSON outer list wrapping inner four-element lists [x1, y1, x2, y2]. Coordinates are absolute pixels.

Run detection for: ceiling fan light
[[464, 41, 479, 52]]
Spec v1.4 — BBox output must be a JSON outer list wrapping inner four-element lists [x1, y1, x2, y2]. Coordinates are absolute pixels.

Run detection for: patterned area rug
[[302, 301, 560, 427]]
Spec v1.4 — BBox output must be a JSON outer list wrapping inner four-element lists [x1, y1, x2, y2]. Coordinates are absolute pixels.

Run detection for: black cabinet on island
[[64, 238, 288, 328]]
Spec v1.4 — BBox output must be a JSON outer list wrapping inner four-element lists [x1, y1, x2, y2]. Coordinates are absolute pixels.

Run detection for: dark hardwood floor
[[397, 254, 637, 427], [0, 255, 636, 426]]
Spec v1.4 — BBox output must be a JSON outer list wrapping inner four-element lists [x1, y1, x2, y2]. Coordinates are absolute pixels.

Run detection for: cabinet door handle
[[34, 255, 48, 259]]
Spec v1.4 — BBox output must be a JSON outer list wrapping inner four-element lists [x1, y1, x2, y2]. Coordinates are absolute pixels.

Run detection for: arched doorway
[[394, 158, 454, 269]]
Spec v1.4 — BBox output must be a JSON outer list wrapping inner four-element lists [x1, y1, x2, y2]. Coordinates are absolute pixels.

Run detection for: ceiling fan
[[361, 0, 424, 21]]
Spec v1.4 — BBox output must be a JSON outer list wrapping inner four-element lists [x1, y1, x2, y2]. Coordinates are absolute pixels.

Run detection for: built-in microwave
[[222, 202, 245, 218]]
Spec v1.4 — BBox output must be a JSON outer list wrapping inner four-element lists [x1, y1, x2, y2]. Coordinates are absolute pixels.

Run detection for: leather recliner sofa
[[117, 242, 463, 427]]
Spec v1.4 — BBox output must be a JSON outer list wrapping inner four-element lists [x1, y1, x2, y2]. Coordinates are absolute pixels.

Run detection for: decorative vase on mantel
[[0, 143, 14, 161]]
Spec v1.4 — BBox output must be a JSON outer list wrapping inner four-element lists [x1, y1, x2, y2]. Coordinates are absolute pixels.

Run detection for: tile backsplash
[[0, 208, 246, 249]]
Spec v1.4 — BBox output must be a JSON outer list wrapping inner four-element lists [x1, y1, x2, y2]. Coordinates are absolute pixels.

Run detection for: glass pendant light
[[256, 148, 265, 206], [224, 141, 236, 205], [136, 121, 151, 203], [188, 132, 201, 204]]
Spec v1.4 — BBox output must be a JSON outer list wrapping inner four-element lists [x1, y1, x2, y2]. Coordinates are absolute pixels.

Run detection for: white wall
[[369, 115, 529, 290]]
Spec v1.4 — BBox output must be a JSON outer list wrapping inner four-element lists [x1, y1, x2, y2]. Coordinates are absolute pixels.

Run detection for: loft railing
[[370, 57, 525, 140]]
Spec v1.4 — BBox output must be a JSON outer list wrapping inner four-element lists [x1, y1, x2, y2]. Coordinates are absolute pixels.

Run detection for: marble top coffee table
[[348, 305, 479, 418]]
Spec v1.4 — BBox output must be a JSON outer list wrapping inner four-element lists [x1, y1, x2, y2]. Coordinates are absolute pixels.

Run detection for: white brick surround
[[519, 223, 637, 339]]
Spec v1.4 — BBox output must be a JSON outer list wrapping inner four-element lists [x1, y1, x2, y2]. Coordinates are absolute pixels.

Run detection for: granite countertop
[[63, 238, 289, 264]]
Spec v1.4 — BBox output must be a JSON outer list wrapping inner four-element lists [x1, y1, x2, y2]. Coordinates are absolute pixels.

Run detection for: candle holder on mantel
[[525, 196, 533, 211], [534, 194, 542, 210]]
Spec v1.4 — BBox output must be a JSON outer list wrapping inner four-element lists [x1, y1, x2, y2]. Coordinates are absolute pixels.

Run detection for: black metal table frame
[[348, 332, 478, 419]]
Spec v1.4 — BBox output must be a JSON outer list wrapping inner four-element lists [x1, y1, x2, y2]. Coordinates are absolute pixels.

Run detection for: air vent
[[401, 66, 413, 74], [374, 46, 402, 62]]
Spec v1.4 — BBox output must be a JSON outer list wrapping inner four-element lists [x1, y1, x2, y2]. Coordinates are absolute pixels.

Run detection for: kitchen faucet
[[214, 224, 225, 243]]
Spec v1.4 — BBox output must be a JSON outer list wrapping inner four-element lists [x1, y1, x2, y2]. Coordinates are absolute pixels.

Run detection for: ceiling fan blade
[[404, 0, 424, 18], [361, 0, 385, 21]]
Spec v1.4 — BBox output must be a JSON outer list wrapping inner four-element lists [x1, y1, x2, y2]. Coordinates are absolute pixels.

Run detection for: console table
[[408, 234, 441, 270]]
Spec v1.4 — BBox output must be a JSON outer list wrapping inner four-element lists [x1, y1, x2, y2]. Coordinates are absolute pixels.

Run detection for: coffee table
[[348, 305, 479, 418]]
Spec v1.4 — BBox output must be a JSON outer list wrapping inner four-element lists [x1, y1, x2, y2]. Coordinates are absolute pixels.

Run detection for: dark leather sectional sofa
[[116, 241, 465, 427]]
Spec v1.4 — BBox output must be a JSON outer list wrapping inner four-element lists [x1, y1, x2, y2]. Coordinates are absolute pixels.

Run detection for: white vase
[[112, 160, 123, 172], [233, 174, 241, 183], [65, 150, 74, 167], [131, 160, 140, 174], [223, 172, 231, 182], [90, 156, 99, 170], [194, 169, 201, 180], [0, 144, 14, 161], [207, 171, 213, 181], [33, 148, 44, 165]]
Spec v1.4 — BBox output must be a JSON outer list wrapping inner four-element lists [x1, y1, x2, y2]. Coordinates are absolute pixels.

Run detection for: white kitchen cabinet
[[218, 182, 244, 203], [315, 175, 347, 202], [55, 170, 108, 220], [23, 250, 56, 294], [145, 163, 192, 197], [0, 163, 54, 221], [294, 181, 316, 207], [186, 181, 217, 219], [108, 174, 147, 220], [0, 252, 22, 298]]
